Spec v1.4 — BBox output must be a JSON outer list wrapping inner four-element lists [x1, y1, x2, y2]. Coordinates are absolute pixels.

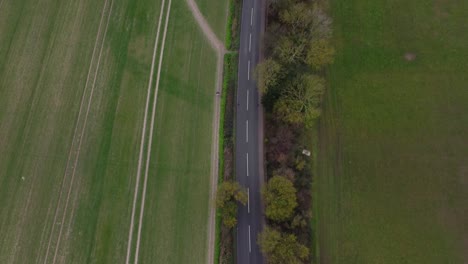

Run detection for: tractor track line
[[132, 0, 172, 262], [41, 0, 112, 262], [50, 0, 115, 262], [125, 0, 167, 262], [12, 0, 87, 262]]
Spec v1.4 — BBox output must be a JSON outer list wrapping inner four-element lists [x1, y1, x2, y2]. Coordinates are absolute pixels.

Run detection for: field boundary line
[[133, 0, 172, 262], [184, 1, 226, 263], [41, 0, 112, 262], [125, 0, 167, 262]]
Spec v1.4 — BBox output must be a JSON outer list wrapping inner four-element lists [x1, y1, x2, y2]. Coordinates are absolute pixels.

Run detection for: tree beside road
[[263, 176, 297, 222], [255, 0, 334, 263], [217, 181, 247, 229], [258, 227, 309, 264]]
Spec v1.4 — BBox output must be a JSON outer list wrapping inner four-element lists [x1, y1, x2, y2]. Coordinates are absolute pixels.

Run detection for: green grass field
[[0, 0, 224, 262], [135, 1, 218, 262], [317, 1, 468, 263]]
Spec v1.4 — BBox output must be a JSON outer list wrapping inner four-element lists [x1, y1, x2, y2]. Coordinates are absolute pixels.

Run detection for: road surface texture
[[236, 0, 265, 262]]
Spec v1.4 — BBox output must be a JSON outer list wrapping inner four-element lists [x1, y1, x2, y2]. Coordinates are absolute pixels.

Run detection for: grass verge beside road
[[216, 52, 239, 264], [224, 0, 242, 51], [215, 0, 242, 262]]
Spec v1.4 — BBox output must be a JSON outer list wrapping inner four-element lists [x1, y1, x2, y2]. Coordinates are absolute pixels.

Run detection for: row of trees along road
[[255, 0, 335, 263]]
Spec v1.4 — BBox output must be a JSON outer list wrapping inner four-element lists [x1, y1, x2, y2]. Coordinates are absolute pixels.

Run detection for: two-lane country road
[[236, 0, 264, 263]]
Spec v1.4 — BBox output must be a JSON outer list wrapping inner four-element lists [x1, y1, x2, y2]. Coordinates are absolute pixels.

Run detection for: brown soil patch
[[404, 52, 417, 61]]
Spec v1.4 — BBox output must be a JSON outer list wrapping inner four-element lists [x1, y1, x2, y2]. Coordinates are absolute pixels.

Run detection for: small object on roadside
[[302, 149, 311, 156]]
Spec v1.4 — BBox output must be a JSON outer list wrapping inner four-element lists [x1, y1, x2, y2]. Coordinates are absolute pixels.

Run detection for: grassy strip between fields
[[215, 0, 242, 262]]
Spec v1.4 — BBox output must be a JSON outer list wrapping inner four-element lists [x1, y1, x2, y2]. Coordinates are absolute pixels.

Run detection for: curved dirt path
[[185, 0, 225, 53], [184, 1, 226, 264]]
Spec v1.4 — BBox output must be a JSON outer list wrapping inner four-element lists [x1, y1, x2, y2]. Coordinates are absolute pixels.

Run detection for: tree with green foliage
[[217, 181, 247, 228], [274, 98, 304, 125], [274, 74, 326, 127], [278, 3, 333, 45], [273, 36, 305, 65], [263, 176, 297, 222], [306, 39, 335, 70], [258, 227, 309, 264], [255, 58, 282, 94], [279, 2, 313, 33]]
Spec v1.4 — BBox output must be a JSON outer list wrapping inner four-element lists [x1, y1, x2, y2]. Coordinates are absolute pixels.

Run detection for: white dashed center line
[[247, 188, 250, 213], [246, 152, 249, 177], [248, 225, 251, 253], [246, 89, 249, 111], [250, 7, 253, 26], [246, 120, 249, 143]]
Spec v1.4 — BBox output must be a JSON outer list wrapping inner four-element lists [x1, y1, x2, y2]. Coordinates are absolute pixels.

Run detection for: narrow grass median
[[215, 0, 242, 262]]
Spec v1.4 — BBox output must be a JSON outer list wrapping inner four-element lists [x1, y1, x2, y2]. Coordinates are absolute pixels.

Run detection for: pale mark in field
[[125, 0, 168, 262], [133, 0, 173, 263]]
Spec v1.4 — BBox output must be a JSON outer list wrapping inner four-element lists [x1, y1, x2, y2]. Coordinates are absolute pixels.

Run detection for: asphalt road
[[235, 0, 264, 262]]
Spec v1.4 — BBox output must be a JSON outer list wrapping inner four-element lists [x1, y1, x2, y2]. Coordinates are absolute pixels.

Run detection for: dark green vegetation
[[217, 181, 247, 228], [258, 227, 309, 264], [224, 0, 242, 50], [256, 0, 334, 263], [215, 0, 242, 262], [318, 0, 468, 263], [216, 52, 239, 264], [0, 0, 225, 262], [263, 176, 298, 222]]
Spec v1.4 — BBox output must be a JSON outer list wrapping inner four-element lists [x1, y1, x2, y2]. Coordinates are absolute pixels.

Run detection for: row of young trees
[[256, 0, 334, 263], [256, 0, 334, 128], [217, 176, 307, 263]]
